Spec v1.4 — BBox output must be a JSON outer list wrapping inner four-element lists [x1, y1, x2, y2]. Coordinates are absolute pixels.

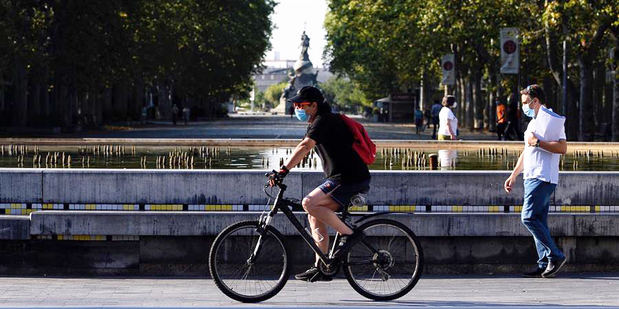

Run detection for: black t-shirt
[[305, 113, 371, 183]]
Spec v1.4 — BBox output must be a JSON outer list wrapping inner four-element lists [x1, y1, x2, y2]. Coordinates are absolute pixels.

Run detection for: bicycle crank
[[318, 260, 340, 277]]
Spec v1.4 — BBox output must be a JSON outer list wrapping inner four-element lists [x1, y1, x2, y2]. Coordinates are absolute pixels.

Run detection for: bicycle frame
[[259, 183, 341, 265], [257, 179, 412, 266]]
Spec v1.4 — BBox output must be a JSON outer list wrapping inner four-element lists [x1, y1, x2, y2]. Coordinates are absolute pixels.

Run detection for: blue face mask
[[295, 108, 308, 121], [522, 102, 536, 118]]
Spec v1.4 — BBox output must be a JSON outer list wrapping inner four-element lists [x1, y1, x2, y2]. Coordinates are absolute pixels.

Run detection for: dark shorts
[[318, 178, 370, 210]]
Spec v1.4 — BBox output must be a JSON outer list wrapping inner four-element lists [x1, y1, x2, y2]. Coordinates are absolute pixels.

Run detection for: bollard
[[429, 154, 438, 170]]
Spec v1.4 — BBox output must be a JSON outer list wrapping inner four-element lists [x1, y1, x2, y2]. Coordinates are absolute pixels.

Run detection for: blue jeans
[[522, 178, 565, 269]]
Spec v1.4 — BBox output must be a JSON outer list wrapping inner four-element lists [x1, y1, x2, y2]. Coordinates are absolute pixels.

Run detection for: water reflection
[[0, 144, 617, 171], [438, 149, 457, 169]]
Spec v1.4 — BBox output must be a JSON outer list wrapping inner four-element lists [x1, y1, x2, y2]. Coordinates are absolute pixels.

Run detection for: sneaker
[[542, 257, 567, 278], [333, 230, 366, 258], [522, 267, 545, 278], [294, 266, 332, 282]]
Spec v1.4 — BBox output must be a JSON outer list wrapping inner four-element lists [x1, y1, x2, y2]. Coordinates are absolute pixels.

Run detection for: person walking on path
[[437, 95, 458, 140], [496, 100, 507, 140], [171, 104, 179, 126], [182, 106, 190, 125], [430, 100, 442, 139], [267, 86, 371, 282], [504, 84, 568, 278], [504, 94, 523, 140], [414, 107, 424, 135]]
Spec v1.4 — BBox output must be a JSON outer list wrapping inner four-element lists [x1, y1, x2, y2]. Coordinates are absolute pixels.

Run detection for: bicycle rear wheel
[[209, 220, 289, 303], [343, 219, 423, 300]]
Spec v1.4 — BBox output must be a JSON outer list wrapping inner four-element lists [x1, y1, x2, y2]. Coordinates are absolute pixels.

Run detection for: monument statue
[[279, 31, 319, 114]]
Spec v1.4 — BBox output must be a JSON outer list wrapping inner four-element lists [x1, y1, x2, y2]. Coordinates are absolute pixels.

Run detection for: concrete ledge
[[29, 211, 619, 237], [0, 215, 30, 239], [0, 169, 42, 203], [1, 169, 617, 205]]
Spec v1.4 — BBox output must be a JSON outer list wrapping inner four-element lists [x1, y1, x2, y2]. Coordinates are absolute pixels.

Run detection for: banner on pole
[[441, 54, 455, 85], [500, 28, 519, 74]]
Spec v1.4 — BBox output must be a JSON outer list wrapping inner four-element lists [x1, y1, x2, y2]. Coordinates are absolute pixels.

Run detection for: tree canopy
[[0, 0, 275, 127], [325, 0, 618, 140]]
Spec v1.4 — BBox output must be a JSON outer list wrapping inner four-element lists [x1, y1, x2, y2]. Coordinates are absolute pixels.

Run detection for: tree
[[319, 75, 370, 113], [263, 81, 287, 108], [0, 0, 276, 128], [324, 0, 617, 140]]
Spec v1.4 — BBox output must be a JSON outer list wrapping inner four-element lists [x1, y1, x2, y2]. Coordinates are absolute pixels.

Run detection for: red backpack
[[339, 114, 376, 165]]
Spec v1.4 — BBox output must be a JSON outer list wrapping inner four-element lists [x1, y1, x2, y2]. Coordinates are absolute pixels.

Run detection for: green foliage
[[325, 0, 617, 139], [319, 76, 370, 111], [263, 81, 287, 108], [0, 0, 276, 124], [325, 0, 616, 96]]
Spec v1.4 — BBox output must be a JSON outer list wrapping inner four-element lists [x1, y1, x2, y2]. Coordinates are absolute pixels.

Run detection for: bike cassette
[[318, 260, 340, 277], [372, 250, 395, 270]]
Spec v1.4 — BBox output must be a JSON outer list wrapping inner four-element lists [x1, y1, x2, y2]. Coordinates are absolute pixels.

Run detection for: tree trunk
[[134, 79, 145, 120], [455, 77, 463, 125], [613, 68, 619, 141], [466, 76, 474, 130], [14, 61, 28, 126], [113, 83, 128, 120], [472, 68, 483, 129], [64, 88, 76, 128], [30, 83, 42, 124], [542, 77, 555, 110], [578, 55, 594, 141], [488, 73, 497, 131], [103, 87, 113, 122], [94, 90, 103, 127], [0, 86, 4, 112], [42, 80, 50, 122]]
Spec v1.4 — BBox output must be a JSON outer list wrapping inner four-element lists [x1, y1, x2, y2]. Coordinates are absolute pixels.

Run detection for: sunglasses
[[293, 102, 311, 108]]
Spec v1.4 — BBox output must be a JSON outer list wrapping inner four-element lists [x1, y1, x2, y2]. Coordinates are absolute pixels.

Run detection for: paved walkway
[[1, 274, 618, 308]]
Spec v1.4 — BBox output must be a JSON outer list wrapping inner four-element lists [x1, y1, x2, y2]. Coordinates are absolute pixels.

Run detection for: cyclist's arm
[[283, 137, 316, 170]]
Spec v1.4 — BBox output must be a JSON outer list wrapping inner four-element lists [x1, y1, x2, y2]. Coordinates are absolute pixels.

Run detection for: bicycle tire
[[209, 220, 289, 303], [343, 218, 423, 301]]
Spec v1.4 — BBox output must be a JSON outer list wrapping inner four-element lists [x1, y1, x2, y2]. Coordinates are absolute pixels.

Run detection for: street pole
[[562, 40, 568, 116]]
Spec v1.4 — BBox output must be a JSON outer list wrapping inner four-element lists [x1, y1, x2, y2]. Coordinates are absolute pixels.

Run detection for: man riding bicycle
[[269, 86, 371, 282]]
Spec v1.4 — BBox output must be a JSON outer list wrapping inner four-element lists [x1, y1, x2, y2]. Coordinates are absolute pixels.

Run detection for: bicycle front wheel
[[209, 220, 289, 303], [343, 219, 423, 301]]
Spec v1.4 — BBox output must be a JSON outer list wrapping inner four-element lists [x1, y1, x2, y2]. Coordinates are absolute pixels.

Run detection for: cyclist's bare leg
[[302, 187, 354, 236], [308, 214, 329, 264]]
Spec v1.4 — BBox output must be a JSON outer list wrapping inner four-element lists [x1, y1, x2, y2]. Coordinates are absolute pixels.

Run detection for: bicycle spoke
[[210, 221, 289, 302], [344, 220, 423, 300]]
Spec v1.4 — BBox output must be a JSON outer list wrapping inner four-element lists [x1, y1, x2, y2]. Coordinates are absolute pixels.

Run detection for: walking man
[[504, 84, 567, 278]]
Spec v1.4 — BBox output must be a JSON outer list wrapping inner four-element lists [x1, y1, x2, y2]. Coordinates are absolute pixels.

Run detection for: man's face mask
[[522, 98, 536, 118]]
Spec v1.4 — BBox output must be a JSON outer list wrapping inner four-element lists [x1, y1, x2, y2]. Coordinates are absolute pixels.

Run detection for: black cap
[[289, 86, 324, 104], [520, 84, 545, 105]]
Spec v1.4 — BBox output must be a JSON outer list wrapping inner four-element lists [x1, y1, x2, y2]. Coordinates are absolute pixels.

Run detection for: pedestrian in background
[[430, 100, 442, 139], [182, 106, 190, 125], [414, 107, 424, 135], [504, 84, 567, 278], [171, 103, 179, 126], [437, 95, 458, 140], [504, 94, 523, 140], [496, 100, 507, 140]]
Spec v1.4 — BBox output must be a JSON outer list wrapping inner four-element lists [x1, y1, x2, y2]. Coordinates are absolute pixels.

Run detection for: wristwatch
[[534, 140, 540, 147]]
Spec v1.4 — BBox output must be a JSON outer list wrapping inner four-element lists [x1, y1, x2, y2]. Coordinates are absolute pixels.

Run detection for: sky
[[265, 0, 328, 68]]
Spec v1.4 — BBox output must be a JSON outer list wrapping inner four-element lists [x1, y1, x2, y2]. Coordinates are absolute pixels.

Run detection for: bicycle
[[208, 173, 424, 303]]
